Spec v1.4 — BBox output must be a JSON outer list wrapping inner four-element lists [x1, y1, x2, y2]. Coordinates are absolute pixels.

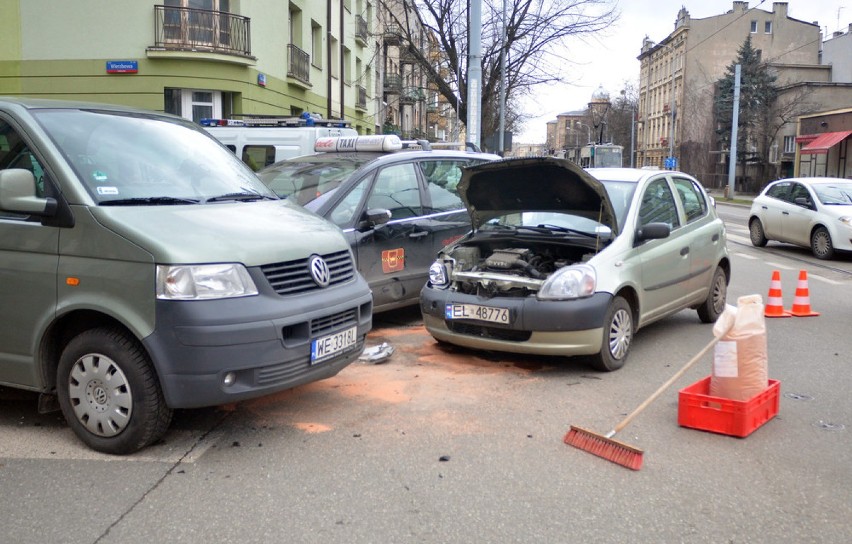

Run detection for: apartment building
[[636, 2, 832, 186], [1, 0, 379, 133]]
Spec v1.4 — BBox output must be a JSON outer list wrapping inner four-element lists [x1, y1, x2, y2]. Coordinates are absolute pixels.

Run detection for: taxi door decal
[[381, 248, 405, 273]]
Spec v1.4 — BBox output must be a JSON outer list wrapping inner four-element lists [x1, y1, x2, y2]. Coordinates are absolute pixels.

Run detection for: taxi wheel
[[811, 227, 834, 260], [589, 296, 632, 372], [749, 218, 768, 247], [697, 266, 728, 323], [56, 328, 172, 455]]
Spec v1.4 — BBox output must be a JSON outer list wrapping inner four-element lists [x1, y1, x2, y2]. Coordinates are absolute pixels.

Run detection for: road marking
[[809, 275, 843, 286], [0, 427, 223, 463]]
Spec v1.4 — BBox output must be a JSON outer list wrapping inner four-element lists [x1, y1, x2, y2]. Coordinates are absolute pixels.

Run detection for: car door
[[781, 182, 817, 246], [757, 181, 792, 240], [328, 161, 433, 310], [633, 176, 692, 324], [670, 175, 724, 301], [0, 118, 59, 388], [419, 159, 478, 255]]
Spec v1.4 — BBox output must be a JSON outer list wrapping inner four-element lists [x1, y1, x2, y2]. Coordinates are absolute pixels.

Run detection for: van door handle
[[409, 231, 429, 239], [680, 247, 690, 256]]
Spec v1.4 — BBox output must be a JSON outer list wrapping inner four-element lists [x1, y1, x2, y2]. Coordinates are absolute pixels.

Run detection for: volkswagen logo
[[309, 255, 331, 287]]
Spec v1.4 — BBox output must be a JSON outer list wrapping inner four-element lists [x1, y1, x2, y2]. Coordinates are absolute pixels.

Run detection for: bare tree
[[382, 0, 617, 145]]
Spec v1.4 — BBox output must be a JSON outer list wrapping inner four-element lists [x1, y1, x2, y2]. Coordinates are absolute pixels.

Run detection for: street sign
[[665, 156, 677, 170]]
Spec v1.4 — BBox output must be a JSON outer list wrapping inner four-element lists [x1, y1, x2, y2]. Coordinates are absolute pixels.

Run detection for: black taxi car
[[257, 135, 500, 312]]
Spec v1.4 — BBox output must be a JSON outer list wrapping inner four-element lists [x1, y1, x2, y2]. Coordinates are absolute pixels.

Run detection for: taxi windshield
[[258, 156, 372, 206], [34, 109, 273, 204]]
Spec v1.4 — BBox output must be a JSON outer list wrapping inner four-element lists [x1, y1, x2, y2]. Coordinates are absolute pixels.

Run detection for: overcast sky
[[517, 0, 849, 142]]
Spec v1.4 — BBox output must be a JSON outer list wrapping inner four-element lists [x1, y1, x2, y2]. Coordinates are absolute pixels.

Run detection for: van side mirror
[[0, 169, 57, 216]]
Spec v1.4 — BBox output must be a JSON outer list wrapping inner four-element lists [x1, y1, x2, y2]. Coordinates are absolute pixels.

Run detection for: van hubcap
[[68, 354, 133, 437]]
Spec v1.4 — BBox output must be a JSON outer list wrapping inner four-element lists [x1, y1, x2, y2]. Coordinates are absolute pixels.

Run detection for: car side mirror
[[0, 168, 57, 216], [634, 222, 670, 245], [357, 208, 392, 231], [794, 196, 813, 209]]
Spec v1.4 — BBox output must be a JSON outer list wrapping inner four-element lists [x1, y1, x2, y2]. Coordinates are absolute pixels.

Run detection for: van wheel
[[697, 266, 728, 323], [588, 296, 632, 372], [56, 328, 172, 455]]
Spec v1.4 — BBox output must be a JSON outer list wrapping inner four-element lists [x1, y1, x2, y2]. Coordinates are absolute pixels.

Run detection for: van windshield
[[34, 109, 276, 204]]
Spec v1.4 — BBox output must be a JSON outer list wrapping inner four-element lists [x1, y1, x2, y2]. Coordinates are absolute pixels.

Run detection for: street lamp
[[575, 121, 591, 144], [588, 85, 611, 145]]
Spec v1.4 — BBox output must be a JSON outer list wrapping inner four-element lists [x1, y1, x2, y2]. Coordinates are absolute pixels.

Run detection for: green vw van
[[0, 98, 372, 454]]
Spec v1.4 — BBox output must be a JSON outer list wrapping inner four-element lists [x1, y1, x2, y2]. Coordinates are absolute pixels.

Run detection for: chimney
[[773, 2, 788, 19], [732, 1, 748, 13]]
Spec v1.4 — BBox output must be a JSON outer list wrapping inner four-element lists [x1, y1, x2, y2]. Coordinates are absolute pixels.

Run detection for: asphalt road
[[1, 203, 850, 543]]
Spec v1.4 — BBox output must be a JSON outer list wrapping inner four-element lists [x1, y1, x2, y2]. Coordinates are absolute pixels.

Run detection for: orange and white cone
[[790, 270, 820, 317], [764, 270, 791, 318]]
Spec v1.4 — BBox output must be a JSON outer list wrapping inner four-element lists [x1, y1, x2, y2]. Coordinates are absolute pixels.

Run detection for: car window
[[765, 181, 790, 200], [242, 145, 276, 172], [367, 163, 421, 220], [787, 183, 812, 206], [814, 182, 852, 205], [672, 176, 707, 223], [258, 158, 366, 206], [421, 159, 468, 213], [329, 174, 370, 227], [0, 120, 48, 220], [638, 178, 680, 229]]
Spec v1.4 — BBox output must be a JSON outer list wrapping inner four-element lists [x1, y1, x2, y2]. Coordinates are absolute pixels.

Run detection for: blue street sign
[[664, 156, 677, 170]]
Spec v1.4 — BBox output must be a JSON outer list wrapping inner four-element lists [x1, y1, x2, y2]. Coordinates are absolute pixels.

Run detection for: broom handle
[[606, 333, 727, 438]]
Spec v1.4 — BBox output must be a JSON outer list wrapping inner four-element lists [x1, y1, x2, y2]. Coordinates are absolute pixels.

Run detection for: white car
[[748, 177, 852, 260]]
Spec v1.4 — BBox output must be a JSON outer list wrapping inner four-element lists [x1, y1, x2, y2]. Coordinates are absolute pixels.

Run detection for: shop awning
[[800, 131, 852, 155]]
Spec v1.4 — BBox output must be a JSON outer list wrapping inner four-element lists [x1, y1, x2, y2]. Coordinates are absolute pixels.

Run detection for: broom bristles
[[564, 425, 644, 470]]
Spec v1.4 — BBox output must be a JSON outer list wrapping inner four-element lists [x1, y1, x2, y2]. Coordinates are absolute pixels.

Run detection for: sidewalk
[[707, 187, 755, 207]]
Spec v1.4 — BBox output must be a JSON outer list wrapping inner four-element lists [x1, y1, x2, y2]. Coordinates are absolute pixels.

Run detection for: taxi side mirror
[[357, 208, 392, 231]]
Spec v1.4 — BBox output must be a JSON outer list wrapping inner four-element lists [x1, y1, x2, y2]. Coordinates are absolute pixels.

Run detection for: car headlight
[[156, 264, 258, 300], [537, 264, 596, 300], [428, 261, 449, 287]]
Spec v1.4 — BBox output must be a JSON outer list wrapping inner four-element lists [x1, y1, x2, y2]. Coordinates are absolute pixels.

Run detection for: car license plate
[[311, 326, 358, 364], [446, 304, 510, 324]]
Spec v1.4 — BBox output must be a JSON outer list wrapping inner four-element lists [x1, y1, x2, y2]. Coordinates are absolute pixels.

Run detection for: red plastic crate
[[678, 377, 780, 438]]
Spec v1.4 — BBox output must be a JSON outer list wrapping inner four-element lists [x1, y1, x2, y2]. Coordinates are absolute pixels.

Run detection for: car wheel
[[589, 296, 632, 372], [749, 218, 768, 247], [811, 227, 834, 260], [56, 328, 172, 455], [697, 266, 728, 323]]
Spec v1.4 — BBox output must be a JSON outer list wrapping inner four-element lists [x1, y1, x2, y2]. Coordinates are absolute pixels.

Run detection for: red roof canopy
[[800, 131, 852, 155]]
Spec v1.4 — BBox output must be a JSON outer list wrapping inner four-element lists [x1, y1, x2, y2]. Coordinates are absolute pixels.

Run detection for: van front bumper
[[143, 279, 372, 409]]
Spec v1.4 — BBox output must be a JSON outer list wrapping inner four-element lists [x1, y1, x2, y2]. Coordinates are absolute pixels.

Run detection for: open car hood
[[458, 157, 618, 234]]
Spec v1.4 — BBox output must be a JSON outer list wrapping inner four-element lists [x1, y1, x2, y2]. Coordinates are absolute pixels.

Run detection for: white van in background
[[201, 113, 359, 171]]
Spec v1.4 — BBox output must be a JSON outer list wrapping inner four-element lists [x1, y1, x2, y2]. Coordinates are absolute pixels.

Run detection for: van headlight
[[537, 264, 596, 300], [156, 264, 258, 300], [428, 261, 449, 287]]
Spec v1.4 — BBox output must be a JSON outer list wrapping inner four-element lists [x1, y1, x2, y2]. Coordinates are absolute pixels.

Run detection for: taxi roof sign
[[315, 135, 403, 153]]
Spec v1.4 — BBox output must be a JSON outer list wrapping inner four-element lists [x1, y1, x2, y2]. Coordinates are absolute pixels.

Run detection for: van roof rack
[[200, 112, 352, 129]]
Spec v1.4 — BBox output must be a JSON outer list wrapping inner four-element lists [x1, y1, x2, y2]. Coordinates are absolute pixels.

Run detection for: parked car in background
[[748, 177, 852, 260], [420, 158, 730, 371], [257, 136, 500, 312], [0, 97, 372, 454]]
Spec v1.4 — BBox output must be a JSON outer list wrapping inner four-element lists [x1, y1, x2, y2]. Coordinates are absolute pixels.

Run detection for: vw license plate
[[446, 304, 510, 324], [311, 326, 358, 364]]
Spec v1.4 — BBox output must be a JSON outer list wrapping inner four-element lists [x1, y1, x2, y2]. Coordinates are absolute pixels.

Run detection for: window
[[750, 20, 757, 33], [330, 36, 339, 78], [0, 120, 48, 219], [672, 177, 707, 224], [766, 181, 791, 200], [164, 89, 223, 122], [367, 164, 421, 219], [421, 160, 468, 212], [787, 183, 812, 206], [343, 47, 352, 85], [783, 135, 796, 154], [289, 3, 302, 47], [638, 178, 680, 229], [311, 21, 322, 69], [241, 146, 276, 171], [765, 21, 772, 34], [164, 0, 231, 47]]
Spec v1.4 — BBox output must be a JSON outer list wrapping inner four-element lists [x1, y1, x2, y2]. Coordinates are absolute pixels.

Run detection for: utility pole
[[466, 0, 482, 149], [497, 0, 507, 156], [727, 64, 741, 198]]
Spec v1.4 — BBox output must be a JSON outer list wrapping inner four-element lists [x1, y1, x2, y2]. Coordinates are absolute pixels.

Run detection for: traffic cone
[[790, 270, 820, 317], [764, 270, 791, 318]]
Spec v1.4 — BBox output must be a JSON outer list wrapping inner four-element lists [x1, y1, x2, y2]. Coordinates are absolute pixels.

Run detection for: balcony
[[355, 15, 369, 46], [383, 24, 401, 45], [400, 87, 425, 104], [384, 73, 402, 94], [151, 5, 252, 59], [356, 85, 367, 111], [287, 44, 311, 85]]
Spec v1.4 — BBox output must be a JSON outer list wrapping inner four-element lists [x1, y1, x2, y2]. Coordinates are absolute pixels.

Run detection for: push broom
[[564, 331, 728, 470]]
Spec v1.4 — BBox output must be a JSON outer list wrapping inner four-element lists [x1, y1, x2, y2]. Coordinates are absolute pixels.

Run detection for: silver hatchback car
[[420, 158, 730, 371]]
